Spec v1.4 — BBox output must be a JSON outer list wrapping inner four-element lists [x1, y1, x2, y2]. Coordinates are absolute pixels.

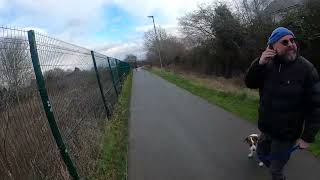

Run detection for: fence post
[[27, 30, 79, 180], [107, 57, 119, 97], [115, 59, 121, 82], [91, 51, 112, 119]]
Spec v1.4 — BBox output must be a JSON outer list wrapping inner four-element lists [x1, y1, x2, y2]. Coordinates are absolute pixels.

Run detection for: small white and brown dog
[[244, 134, 264, 167]]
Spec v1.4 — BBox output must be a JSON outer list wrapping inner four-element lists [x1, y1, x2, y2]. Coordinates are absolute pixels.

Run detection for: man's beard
[[278, 49, 297, 63]]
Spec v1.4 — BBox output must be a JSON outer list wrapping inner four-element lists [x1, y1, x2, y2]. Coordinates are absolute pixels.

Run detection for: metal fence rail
[[0, 26, 131, 179]]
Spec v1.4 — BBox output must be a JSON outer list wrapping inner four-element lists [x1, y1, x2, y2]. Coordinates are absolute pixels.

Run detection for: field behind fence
[[0, 26, 131, 179]]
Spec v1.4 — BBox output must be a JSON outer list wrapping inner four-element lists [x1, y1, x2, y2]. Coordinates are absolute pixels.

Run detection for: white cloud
[[12, 0, 108, 19], [0, 0, 6, 10], [135, 25, 154, 33], [135, 23, 177, 32], [110, 0, 232, 59], [161, 23, 181, 36], [111, 0, 213, 22], [111, 16, 123, 23], [1, 0, 234, 59], [135, 23, 180, 40], [7, 0, 110, 43], [97, 40, 144, 60], [22, 27, 48, 34]]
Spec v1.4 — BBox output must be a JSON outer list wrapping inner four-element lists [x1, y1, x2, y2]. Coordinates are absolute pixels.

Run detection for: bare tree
[[123, 54, 138, 68], [178, 3, 216, 46], [237, 0, 273, 26], [0, 37, 33, 104], [160, 36, 185, 65], [144, 28, 162, 65], [144, 29, 158, 55], [124, 54, 138, 62], [144, 27, 185, 66]]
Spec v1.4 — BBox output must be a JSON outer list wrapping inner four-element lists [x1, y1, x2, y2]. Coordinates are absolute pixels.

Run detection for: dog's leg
[[248, 149, 253, 158], [258, 162, 264, 167]]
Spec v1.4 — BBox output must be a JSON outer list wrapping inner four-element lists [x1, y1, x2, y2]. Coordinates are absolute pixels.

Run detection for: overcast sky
[[0, 0, 234, 59]]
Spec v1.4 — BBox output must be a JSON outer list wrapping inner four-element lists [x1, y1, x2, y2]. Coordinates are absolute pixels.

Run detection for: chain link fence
[[0, 26, 131, 179]]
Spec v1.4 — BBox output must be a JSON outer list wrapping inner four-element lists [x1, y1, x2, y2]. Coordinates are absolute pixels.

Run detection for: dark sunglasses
[[280, 38, 295, 46]]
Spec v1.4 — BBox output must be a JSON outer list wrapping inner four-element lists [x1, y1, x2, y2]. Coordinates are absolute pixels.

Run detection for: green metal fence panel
[[110, 58, 120, 88], [28, 30, 80, 180], [32, 31, 108, 178], [115, 59, 121, 82], [0, 27, 70, 179], [118, 60, 130, 79], [0, 26, 130, 179], [93, 52, 119, 115], [107, 57, 119, 97], [116, 59, 131, 92], [91, 51, 112, 119]]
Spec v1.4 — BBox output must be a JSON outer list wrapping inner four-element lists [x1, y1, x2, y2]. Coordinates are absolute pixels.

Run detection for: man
[[245, 27, 320, 180], [135, 61, 138, 71]]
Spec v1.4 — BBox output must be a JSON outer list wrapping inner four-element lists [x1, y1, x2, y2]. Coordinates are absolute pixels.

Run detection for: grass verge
[[147, 67, 320, 157], [91, 71, 133, 180]]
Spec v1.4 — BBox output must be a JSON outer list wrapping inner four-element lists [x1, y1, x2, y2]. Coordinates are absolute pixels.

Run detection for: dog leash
[[258, 145, 300, 161]]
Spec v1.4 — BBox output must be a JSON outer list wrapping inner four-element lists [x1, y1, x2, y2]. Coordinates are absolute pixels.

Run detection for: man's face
[[273, 35, 297, 61]]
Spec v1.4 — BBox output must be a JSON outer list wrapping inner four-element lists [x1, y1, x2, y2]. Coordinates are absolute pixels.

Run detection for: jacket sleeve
[[244, 58, 266, 89], [301, 67, 320, 143]]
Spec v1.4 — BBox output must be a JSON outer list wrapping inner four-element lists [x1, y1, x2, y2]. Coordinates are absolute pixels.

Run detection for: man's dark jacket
[[245, 55, 320, 142]]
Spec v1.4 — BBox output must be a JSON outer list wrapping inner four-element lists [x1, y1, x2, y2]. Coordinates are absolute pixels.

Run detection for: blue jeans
[[257, 133, 295, 180]]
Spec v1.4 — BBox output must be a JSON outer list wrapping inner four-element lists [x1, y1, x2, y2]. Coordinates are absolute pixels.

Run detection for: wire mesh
[[0, 26, 131, 179], [116, 59, 131, 84], [34, 32, 108, 177], [109, 57, 122, 93], [0, 27, 69, 179], [115, 59, 131, 93], [94, 52, 118, 113]]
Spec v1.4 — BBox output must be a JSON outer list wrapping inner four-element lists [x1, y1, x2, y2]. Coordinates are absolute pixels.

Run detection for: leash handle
[[258, 144, 300, 161], [291, 144, 301, 152]]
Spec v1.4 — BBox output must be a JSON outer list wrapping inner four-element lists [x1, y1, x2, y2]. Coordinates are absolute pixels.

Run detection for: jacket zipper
[[279, 64, 282, 72]]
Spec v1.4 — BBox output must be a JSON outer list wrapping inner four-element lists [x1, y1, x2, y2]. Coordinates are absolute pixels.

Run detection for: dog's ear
[[252, 136, 259, 143], [243, 137, 249, 143]]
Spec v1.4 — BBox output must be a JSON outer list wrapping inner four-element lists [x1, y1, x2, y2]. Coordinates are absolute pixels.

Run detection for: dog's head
[[244, 134, 259, 151]]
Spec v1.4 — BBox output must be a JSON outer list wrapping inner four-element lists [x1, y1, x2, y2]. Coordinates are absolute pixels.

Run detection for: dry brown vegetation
[[166, 65, 259, 98], [0, 67, 117, 179]]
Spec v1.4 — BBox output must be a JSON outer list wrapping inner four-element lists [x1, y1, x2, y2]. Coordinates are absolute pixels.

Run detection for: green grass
[[310, 134, 320, 157], [91, 71, 132, 180], [148, 67, 320, 157]]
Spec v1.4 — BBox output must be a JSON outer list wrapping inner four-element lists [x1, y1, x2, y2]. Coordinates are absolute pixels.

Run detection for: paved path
[[128, 69, 320, 180]]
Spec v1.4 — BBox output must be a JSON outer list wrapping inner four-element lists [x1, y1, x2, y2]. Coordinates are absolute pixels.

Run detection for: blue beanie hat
[[267, 27, 295, 45]]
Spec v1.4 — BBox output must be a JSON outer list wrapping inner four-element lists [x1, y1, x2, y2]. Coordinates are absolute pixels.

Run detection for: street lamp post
[[147, 15, 163, 69]]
